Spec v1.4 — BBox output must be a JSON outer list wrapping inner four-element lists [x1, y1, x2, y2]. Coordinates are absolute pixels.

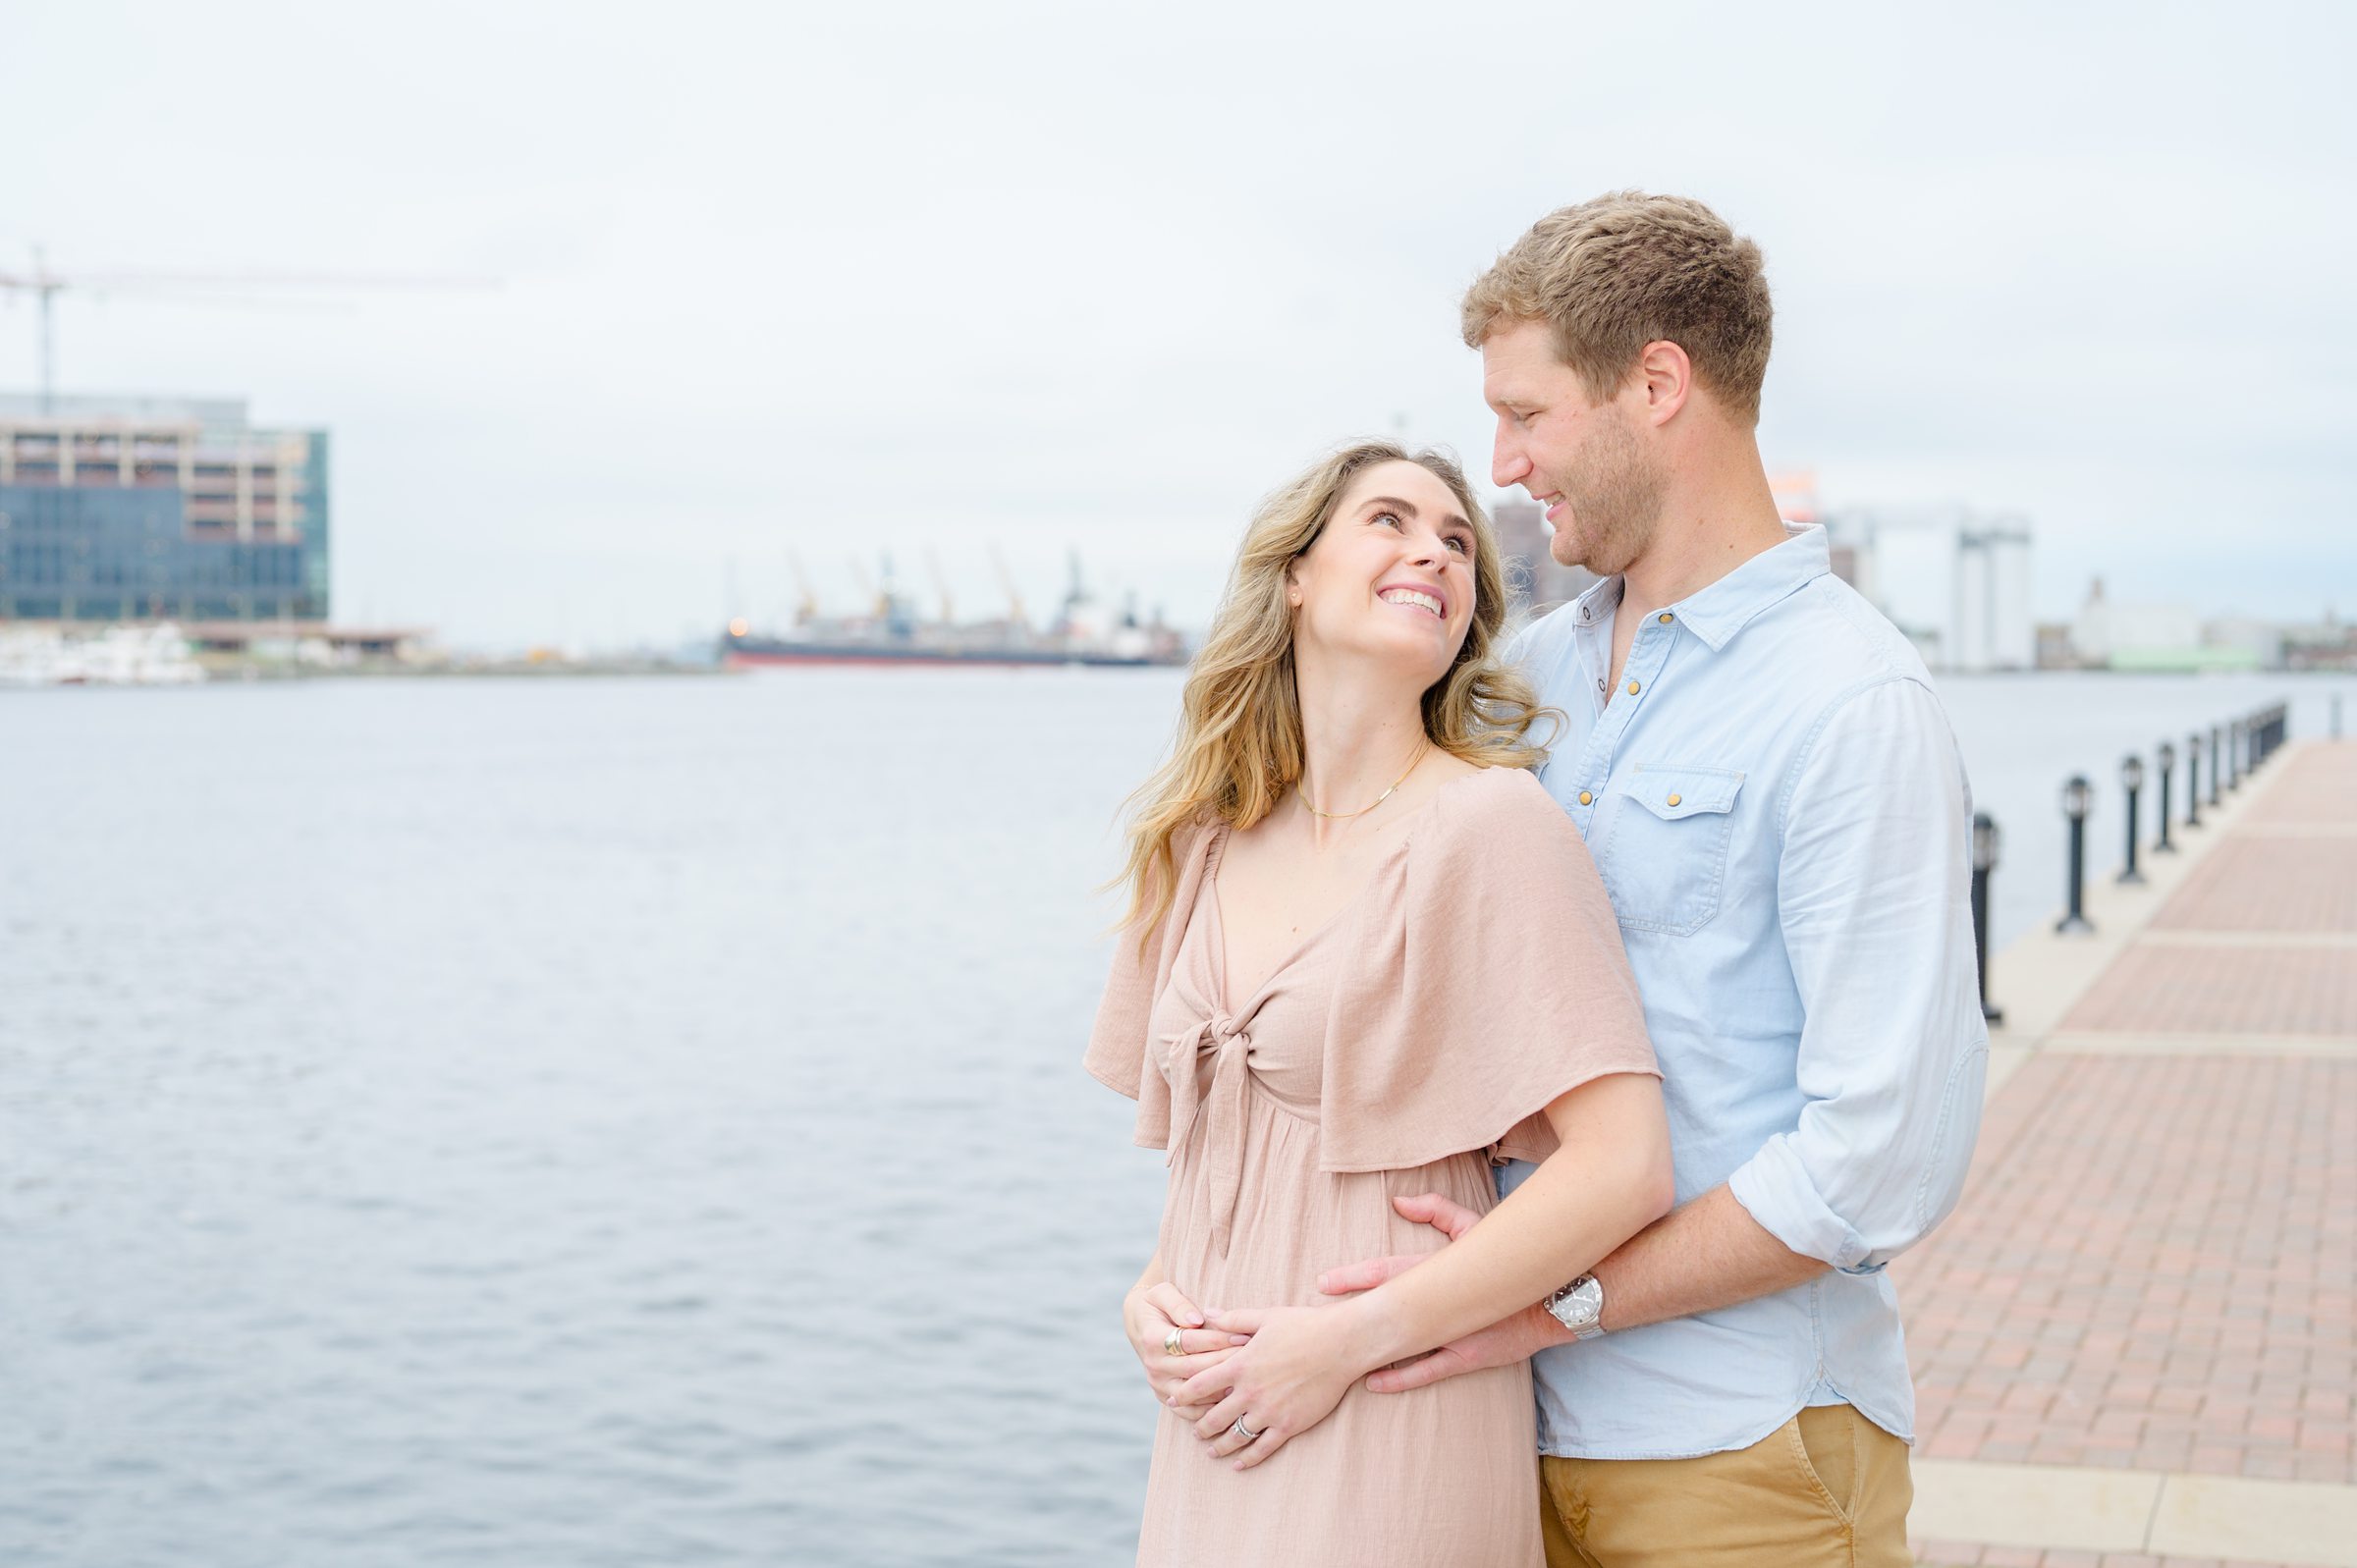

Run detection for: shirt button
[[1667, 792, 1682, 807], [1578, 790, 1594, 806], [1657, 613, 1672, 624], [1626, 680, 1641, 695]]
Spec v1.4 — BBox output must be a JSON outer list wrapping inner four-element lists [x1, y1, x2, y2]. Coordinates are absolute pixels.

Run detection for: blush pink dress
[[1087, 766, 1657, 1568]]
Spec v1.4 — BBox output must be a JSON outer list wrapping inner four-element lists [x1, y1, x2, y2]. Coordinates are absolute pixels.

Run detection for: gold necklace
[[1296, 738, 1430, 820]]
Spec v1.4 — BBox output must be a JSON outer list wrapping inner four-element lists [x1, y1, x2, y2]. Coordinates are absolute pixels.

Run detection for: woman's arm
[[1123, 1250, 1250, 1410], [1175, 1070, 1673, 1467]]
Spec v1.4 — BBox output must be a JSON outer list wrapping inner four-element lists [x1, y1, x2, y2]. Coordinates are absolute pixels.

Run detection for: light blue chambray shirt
[[1496, 524, 1989, 1460]]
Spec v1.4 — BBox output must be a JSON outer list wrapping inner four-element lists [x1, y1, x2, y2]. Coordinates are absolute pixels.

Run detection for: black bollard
[[1971, 812, 2003, 1024], [2155, 741, 2177, 853], [2209, 726, 2223, 807], [2057, 775, 2094, 934], [2117, 754, 2146, 885], [2186, 732, 2203, 830]]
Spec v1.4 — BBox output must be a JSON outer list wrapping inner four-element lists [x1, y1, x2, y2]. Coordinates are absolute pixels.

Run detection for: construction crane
[[847, 555, 883, 620], [788, 548, 821, 623], [923, 545, 957, 625], [0, 244, 497, 411], [988, 542, 1029, 629]]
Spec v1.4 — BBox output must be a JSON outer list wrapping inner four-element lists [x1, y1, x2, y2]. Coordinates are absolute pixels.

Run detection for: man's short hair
[[1461, 190, 1773, 425]]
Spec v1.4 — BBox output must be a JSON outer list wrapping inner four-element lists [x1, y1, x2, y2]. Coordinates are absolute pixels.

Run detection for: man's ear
[[1636, 340, 1693, 427]]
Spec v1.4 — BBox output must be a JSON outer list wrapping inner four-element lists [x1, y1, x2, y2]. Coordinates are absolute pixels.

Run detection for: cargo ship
[[720, 553, 1187, 670]]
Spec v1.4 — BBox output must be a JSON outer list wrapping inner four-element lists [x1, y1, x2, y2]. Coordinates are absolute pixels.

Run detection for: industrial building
[[0, 393, 328, 623], [1817, 503, 2036, 674]]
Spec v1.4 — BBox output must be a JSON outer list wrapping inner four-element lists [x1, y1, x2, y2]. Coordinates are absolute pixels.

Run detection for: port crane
[[988, 543, 1029, 630], [788, 549, 822, 623], [0, 244, 496, 411], [924, 546, 957, 626]]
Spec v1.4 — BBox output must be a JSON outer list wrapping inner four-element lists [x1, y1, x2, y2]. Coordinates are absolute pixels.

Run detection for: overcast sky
[[4, 0, 2351, 647]]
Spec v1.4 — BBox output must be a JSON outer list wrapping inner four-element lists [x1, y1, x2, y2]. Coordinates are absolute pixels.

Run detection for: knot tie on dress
[[1163, 1007, 1254, 1256]]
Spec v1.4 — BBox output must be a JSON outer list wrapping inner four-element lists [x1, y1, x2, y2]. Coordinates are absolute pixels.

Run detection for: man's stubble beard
[[1547, 410, 1665, 579]]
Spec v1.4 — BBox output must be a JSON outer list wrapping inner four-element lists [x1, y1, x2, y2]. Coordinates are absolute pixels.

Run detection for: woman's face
[[1287, 460, 1478, 686]]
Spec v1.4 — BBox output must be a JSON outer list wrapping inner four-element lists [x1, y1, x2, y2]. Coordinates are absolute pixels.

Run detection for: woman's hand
[[1124, 1280, 1249, 1410], [1173, 1301, 1383, 1471]]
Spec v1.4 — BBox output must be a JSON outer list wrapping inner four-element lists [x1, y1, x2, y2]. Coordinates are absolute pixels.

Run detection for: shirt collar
[[1575, 523, 1831, 653]]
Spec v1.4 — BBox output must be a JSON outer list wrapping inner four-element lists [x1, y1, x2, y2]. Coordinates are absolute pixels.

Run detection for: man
[[1319, 191, 1990, 1564]]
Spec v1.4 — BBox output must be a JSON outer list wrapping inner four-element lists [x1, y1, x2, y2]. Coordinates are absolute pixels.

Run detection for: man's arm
[[1341, 1185, 1820, 1390], [1591, 1184, 1821, 1328], [1340, 676, 1989, 1390], [1722, 676, 1988, 1276]]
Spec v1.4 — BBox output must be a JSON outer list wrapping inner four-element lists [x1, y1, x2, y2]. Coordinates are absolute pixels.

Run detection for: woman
[[1086, 441, 1673, 1566]]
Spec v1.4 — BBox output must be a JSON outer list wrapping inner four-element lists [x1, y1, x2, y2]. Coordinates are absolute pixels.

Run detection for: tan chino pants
[[1538, 1403, 1912, 1568]]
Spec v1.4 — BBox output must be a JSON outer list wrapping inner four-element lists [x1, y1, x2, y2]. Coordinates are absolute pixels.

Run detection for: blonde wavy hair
[[1116, 440, 1553, 946]]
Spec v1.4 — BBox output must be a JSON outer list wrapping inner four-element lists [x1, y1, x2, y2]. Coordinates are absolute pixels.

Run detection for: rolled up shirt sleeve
[[1727, 676, 1990, 1274]]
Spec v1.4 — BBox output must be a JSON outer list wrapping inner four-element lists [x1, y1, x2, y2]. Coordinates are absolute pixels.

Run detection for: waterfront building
[[2281, 612, 2357, 671], [0, 393, 328, 622], [2064, 575, 2245, 671], [1952, 526, 2035, 673], [1820, 505, 2036, 674]]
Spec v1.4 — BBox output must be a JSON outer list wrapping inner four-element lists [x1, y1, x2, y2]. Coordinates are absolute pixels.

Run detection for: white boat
[[0, 623, 206, 686]]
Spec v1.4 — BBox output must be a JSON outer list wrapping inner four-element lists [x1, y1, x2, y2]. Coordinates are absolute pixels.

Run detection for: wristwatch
[[1544, 1274, 1607, 1339]]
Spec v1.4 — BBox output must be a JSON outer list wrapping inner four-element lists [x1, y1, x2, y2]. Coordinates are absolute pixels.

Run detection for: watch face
[[1551, 1276, 1603, 1335]]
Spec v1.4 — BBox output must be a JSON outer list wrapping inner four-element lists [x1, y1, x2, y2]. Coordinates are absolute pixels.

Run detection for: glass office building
[[0, 395, 329, 622]]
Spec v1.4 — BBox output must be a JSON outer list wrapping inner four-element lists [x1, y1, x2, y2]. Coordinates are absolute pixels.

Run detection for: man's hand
[[1124, 1280, 1248, 1411], [1313, 1191, 1482, 1296], [1316, 1191, 1570, 1394]]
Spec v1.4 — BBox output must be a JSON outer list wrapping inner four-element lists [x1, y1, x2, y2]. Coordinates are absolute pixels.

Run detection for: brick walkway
[[1901, 741, 2357, 1568]]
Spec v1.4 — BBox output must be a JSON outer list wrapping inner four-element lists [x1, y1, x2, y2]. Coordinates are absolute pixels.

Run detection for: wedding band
[[1230, 1418, 1262, 1442], [1164, 1326, 1185, 1357]]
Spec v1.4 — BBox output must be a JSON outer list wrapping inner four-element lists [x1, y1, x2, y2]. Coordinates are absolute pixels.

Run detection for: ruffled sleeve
[[1082, 820, 1218, 1150], [1320, 768, 1657, 1173]]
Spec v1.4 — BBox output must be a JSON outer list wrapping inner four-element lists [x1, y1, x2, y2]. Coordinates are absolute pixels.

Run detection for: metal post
[[2155, 741, 2175, 853], [2186, 732, 2203, 830], [2057, 775, 2094, 934], [1970, 813, 2002, 1024], [2227, 720, 2242, 790], [2209, 726, 2223, 807], [2118, 754, 2145, 885]]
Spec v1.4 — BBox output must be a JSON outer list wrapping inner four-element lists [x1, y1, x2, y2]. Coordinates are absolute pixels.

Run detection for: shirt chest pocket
[[1592, 765, 1745, 936]]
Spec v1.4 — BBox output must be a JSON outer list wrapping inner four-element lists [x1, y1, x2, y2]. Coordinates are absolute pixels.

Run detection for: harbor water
[[2, 669, 2348, 1567]]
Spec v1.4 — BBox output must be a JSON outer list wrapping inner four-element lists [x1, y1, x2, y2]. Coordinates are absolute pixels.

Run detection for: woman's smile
[[1376, 583, 1448, 619]]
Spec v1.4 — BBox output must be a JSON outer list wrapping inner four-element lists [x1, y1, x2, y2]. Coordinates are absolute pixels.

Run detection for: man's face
[[1480, 318, 1664, 578]]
